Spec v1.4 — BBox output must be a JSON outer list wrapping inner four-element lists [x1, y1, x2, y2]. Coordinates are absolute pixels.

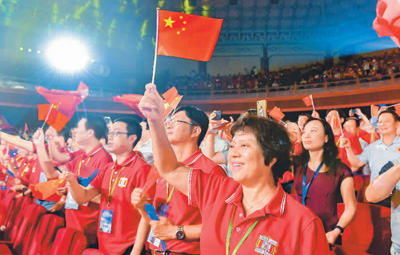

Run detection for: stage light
[[19, 47, 23, 51], [45, 37, 90, 73], [28, 48, 32, 52]]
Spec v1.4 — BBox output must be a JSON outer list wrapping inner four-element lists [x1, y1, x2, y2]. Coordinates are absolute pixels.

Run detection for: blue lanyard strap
[[302, 162, 324, 205]]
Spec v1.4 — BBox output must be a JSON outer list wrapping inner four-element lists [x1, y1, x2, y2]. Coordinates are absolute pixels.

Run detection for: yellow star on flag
[[164, 16, 175, 28]]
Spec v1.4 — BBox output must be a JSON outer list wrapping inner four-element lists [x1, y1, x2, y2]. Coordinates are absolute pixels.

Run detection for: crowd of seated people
[[0, 85, 399, 254], [166, 49, 400, 94]]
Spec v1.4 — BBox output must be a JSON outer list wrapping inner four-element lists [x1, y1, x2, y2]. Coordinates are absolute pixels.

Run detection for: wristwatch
[[176, 225, 185, 240]]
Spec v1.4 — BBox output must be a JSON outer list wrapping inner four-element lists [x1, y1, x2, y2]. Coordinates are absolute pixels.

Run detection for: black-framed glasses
[[164, 118, 198, 127], [107, 131, 131, 137]]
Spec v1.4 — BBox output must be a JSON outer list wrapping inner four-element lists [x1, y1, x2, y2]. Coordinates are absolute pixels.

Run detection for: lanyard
[[226, 207, 259, 255], [335, 137, 341, 147], [78, 157, 91, 176], [107, 166, 126, 206], [302, 162, 324, 205], [166, 182, 175, 204], [164, 161, 192, 204]]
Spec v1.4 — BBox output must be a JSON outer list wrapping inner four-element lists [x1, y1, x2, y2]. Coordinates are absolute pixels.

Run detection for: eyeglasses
[[164, 118, 198, 127], [107, 131, 130, 137]]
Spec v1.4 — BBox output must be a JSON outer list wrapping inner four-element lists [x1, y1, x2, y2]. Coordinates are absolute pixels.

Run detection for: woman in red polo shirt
[[293, 118, 357, 245], [134, 83, 331, 255]]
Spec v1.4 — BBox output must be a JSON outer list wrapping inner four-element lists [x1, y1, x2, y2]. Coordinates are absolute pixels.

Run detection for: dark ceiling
[[0, 0, 394, 94]]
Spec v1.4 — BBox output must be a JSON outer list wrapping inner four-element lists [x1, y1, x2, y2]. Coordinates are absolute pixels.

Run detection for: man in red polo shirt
[[65, 117, 150, 255], [35, 115, 113, 246], [133, 105, 226, 255]]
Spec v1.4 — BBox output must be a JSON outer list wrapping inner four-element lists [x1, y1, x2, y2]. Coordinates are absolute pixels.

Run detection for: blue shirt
[[357, 136, 400, 182]]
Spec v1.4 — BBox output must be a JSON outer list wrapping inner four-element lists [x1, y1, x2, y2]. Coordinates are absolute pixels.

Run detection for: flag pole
[[388, 102, 400, 108], [41, 104, 54, 129], [311, 95, 315, 112], [152, 8, 160, 84]]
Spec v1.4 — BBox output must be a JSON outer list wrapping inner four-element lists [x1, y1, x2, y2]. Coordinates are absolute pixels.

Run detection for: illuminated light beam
[[74, 0, 91, 20], [45, 37, 90, 73]]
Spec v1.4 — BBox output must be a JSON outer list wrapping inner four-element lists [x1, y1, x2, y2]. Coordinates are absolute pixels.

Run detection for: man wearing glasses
[[65, 117, 151, 255], [133, 105, 226, 255]]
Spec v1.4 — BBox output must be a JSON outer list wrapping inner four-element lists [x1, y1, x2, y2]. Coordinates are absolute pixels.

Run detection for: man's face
[[378, 113, 399, 136], [344, 119, 358, 136], [74, 118, 90, 145], [297, 116, 308, 130], [107, 122, 134, 154], [164, 111, 197, 145]]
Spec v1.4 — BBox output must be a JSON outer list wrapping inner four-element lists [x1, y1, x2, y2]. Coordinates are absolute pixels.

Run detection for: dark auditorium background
[[0, 0, 398, 129]]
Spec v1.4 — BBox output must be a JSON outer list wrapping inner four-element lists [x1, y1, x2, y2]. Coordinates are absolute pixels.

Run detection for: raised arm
[[33, 129, 59, 179], [365, 160, 400, 203], [138, 83, 189, 196], [340, 137, 365, 172], [0, 132, 34, 152]]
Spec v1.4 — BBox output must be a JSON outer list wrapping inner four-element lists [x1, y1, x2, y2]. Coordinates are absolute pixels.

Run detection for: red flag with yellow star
[[157, 10, 223, 61], [30, 179, 66, 201], [162, 87, 183, 119], [38, 104, 70, 132]]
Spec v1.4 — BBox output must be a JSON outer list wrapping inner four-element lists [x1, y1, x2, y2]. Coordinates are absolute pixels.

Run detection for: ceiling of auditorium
[[0, 0, 392, 93]]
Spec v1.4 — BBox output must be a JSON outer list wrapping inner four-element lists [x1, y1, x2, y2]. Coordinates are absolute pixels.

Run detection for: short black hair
[[57, 127, 70, 143], [298, 113, 311, 119], [378, 110, 400, 122], [231, 116, 292, 184], [82, 115, 108, 141], [326, 108, 346, 119], [345, 117, 360, 127], [175, 105, 209, 146], [114, 117, 142, 148]]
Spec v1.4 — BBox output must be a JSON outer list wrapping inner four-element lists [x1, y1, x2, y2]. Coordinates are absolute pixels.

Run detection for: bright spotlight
[[46, 37, 90, 73]]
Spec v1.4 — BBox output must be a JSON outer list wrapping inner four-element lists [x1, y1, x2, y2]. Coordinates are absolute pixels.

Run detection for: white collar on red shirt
[[86, 145, 104, 157], [225, 184, 287, 217], [112, 152, 138, 169], [181, 149, 203, 166]]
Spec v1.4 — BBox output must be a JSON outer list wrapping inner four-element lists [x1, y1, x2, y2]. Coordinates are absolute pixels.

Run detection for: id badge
[[99, 209, 113, 233], [147, 229, 161, 248], [64, 192, 79, 210]]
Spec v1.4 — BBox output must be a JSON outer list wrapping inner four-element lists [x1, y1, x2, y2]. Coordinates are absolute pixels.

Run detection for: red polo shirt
[[90, 152, 151, 255], [150, 149, 226, 254], [188, 169, 331, 255], [64, 144, 113, 245]]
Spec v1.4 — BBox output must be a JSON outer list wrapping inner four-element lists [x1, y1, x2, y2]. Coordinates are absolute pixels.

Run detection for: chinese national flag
[[373, 0, 400, 47], [162, 87, 183, 119], [302, 95, 313, 107], [157, 10, 223, 61], [269, 107, 285, 122], [30, 179, 66, 201], [38, 104, 70, 132], [330, 112, 342, 132], [113, 94, 145, 118], [35, 82, 89, 119]]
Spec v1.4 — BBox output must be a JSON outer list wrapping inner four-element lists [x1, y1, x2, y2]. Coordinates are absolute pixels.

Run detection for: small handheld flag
[[269, 107, 285, 122]]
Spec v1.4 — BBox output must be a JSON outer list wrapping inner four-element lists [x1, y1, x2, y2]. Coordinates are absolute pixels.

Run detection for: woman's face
[[301, 120, 327, 152], [228, 128, 270, 186]]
